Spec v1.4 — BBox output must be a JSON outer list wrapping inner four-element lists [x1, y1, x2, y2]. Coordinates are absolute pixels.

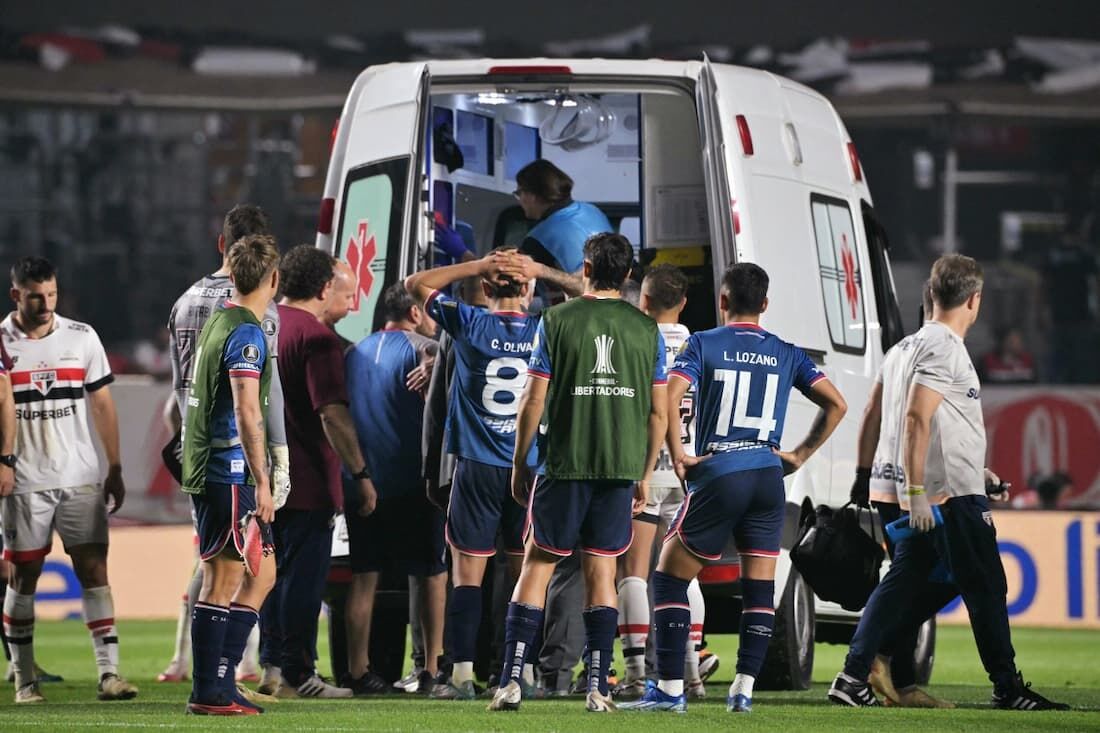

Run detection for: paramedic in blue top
[[514, 159, 613, 280]]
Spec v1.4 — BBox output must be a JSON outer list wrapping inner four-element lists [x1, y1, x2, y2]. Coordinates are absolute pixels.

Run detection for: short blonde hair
[[227, 234, 280, 295]]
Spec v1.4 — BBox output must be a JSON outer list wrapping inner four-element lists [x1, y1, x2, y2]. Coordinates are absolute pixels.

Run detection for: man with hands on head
[[405, 248, 541, 700]]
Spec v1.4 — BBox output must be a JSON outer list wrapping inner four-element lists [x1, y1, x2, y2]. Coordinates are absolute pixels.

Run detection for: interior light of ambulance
[[488, 65, 573, 75], [475, 92, 511, 105], [847, 141, 863, 182], [735, 114, 754, 156], [317, 197, 335, 235]]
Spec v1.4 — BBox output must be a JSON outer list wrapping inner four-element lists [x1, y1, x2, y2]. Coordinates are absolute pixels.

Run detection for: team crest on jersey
[[261, 318, 277, 337], [590, 334, 617, 375], [31, 370, 56, 395], [242, 344, 261, 363]]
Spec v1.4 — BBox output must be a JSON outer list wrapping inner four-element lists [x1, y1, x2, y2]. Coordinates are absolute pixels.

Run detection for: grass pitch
[[1, 620, 1097, 731]]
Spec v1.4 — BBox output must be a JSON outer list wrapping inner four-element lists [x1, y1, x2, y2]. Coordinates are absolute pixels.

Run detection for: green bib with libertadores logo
[[539, 296, 660, 480]]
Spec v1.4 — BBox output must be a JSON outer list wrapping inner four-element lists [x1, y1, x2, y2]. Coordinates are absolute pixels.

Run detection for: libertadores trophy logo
[[591, 334, 617, 375]]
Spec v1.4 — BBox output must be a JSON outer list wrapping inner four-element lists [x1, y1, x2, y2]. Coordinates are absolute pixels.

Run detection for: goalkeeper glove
[[271, 444, 291, 511]]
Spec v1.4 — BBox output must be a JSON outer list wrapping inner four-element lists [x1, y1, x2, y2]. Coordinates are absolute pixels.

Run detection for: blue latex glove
[[434, 222, 468, 260]]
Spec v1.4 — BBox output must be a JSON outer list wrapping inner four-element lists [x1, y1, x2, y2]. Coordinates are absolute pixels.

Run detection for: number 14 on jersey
[[714, 368, 778, 441]]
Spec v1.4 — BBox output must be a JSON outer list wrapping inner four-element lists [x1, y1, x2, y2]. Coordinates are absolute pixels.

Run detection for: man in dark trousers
[[830, 255, 1068, 712], [262, 245, 376, 698]]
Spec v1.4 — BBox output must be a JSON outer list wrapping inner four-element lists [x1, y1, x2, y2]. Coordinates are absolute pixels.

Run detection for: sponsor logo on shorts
[[982, 510, 993, 527], [231, 459, 245, 474]]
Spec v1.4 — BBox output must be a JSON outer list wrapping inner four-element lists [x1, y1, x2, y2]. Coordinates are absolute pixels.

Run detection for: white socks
[[617, 576, 649, 681], [658, 678, 684, 696], [82, 586, 119, 678], [685, 578, 704, 682], [522, 663, 534, 687], [3, 589, 35, 687], [730, 673, 755, 698], [453, 661, 475, 685], [171, 566, 203, 665]]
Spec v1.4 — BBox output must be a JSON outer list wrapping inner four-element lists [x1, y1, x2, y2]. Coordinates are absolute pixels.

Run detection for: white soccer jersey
[[872, 321, 985, 508], [1, 313, 113, 493], [167, 273, 280, 418], [652, 322, 695, 489]]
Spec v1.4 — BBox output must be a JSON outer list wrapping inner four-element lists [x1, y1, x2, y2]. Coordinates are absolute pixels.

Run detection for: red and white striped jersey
[[1, 313, 114, 493]]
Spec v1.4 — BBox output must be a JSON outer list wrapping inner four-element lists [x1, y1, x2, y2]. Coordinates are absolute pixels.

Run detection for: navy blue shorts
[[446, 458, 526, 557], [192, 482, 255, 561], [527, 477, 634, 558], [665, 467, 784, 561], [347, 492, 446, 577]]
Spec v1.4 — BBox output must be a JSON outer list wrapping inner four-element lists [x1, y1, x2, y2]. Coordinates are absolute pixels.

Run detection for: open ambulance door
[[695, 55, 738, 326], [320, 64, 431, 344]]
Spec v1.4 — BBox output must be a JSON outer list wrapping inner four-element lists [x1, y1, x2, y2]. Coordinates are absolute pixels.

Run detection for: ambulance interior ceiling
[[429, 89, 709, 260]]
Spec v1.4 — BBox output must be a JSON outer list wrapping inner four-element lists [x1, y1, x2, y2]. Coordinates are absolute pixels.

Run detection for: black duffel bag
[[790, 498, 885, 612]]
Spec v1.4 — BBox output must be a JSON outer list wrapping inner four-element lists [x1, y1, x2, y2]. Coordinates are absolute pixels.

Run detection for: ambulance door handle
[[800, 347, 826, 366]]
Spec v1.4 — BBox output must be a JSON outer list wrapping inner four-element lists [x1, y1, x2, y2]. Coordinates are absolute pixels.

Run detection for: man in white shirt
[[830, 255, 1067, 712], [0, 256, 137, 704]]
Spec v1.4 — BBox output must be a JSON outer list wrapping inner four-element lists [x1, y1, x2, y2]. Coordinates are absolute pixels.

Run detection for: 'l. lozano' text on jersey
[[670, 321, 825, 491], [426, 290, 539, 467]]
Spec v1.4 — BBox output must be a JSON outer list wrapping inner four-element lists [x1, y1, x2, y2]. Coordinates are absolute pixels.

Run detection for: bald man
[[321, 262, 357, 330]]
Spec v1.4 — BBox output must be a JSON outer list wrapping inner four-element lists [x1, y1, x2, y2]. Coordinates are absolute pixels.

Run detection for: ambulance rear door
[[317, 63, 431, 343]]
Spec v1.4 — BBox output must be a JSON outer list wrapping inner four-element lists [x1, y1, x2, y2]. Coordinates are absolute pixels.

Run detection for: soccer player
[[623, 262, 847, 714], [264, 247, 373, 699], [829, 255, 1069, 712], [181, 235, 281, 716], [1, 256, 138, 704], [404, 249, 540, 699], [488, 232, 668, 713], [614, 264, 709, 699], [161, 204, 288, 686], [344, 284, 442, 694]]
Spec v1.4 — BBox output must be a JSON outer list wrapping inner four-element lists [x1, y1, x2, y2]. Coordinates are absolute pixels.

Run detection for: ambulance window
[[333, 158, 408, 341], [861, 201, 904, 352], [456, 110, 494, 176], [811, 194, 866, 353]]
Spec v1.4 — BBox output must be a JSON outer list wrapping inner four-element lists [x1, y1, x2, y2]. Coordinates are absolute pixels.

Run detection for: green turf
[[2, 620, 1097, 731]]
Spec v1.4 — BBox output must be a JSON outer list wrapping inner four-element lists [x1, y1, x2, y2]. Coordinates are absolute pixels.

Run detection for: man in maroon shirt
[[258, 245, 376, 699]]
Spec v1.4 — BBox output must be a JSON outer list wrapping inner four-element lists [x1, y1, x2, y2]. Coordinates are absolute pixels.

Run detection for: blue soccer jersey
[[206, 320, 267, 485], [669, 321, 825, 490], [427, 290, 539, 468], [346, 328, 436, 497]]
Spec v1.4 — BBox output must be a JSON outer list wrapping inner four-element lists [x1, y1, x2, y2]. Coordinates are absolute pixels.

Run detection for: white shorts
[[0, 486, 108, 562], [640, 484, 686, 527]]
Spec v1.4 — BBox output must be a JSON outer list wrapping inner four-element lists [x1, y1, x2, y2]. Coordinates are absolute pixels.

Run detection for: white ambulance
[[317, 58, 928, 690]]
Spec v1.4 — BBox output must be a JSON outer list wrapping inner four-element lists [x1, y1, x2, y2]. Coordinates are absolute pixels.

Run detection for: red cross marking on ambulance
[[345, 220, 377, 312], [840, 233, 859, 319]]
